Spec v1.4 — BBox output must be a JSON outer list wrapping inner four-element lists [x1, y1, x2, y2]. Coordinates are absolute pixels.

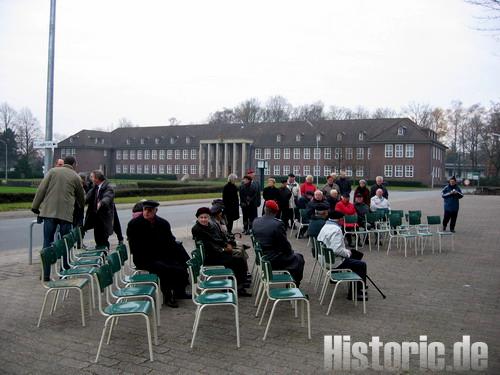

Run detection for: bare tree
[[325, 105, 354, 120], [481, 102, 500, 176], [208, 108, 238, 125], [291, 101, 325, 121], [261, 96, 292, 123], [466, 0, 500, 38], [429, 107, 449, 141], [372, 107, 398, 119], [168, 117, 180, 126], [118, 117, 134, 128], [16, 108, 41, 157], [462, 104, 486, 168], [0, 102, 17, 133], [402, 102, 433, 128], [233, 98, 262, 124]]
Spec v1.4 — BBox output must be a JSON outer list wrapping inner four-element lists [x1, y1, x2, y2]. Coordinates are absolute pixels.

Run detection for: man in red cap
[[252, 200, 305, 286]]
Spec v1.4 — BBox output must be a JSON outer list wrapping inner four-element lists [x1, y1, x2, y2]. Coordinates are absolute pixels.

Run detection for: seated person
[[296, 190, 313, 210], [306, 190, 328, 219], [307, 208, 328, 256], [327, 189, 339, 212], [210, 205, 249, 260], [370, 188, 391, 212], [126, 200, 190, 308], [252, 200, 305, 286], [192, 207, 251, 296], [354, 193, 370, 246], [335, 192, 358, 247], [317, 210, 368, 301]]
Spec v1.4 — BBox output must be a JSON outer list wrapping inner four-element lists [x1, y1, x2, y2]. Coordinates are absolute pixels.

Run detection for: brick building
[[56, 118, 446, 185]]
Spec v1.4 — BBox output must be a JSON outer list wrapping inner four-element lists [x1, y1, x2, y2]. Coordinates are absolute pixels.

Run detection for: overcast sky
[[0, 0, 499, 137]]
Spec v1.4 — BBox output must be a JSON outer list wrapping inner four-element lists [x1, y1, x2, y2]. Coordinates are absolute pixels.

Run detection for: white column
[[223, 143, 228, 178], [232, 143, 237, 177], [241, 142, 247, 176], [215, 142, 220, 178], [206, 143, 211, 178], [198, 143, 202, 177]]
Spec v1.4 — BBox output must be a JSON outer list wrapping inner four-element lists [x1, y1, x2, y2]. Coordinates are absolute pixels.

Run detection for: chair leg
[[362, 281, 366, 314], [151, 310, 158, 345], [50, 290, 59, 315], [387, 237, 392, 255], [191, 306, 203, 348], [78, 289, 86, 327], [255, 288, 266, 317], [326, 283, 341, 315], [234, 304, 240, 348], [306, 299, 311, 339], [95, 317, 112, 362], [308, 258, 318, 283], [301, 299, 305, 327], [155, 288, 161, 326], [254, 281, 263, 306], [88, 285, 93, 316], [263, 300, 280, 340], [259, 297, 270, 325], [143, 314, 154, 361], [192, 306, 201, 333], [37, 290, 52, 327], [106, 317, 115, 344], [319, 275, 329, 305]]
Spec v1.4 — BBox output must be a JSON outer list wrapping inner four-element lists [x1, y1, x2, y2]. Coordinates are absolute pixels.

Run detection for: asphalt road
[[0, 189, 450, 254]]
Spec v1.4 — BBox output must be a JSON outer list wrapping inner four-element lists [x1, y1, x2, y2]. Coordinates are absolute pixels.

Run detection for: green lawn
[[0, 186, 38, 193]]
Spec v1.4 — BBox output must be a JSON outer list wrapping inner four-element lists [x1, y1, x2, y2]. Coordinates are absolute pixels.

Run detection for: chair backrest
[[389, 213, 402, 228], [323, 247, 335, 269], [299, 209, 310, 224], [95, 264, 114, 292], [427, 215, 441, 225], [254, 245, 263, 266], [344, 215, 358, 226], [312, 237, 319, 258], [107, 252, 121, 274], [408, 212, 421, 226], [391, 210, 404, 218], [195, 240, 206, 263], [40, 246, 58, 268], [376, 208, 389, 220], [365, 212, 379, 226], [52, 238, 67, 260], [261, 259, 273, 283], [117, 243, 128, 265], [63, 232, 75, 248]]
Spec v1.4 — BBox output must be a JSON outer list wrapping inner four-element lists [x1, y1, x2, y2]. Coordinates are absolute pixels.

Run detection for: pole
[[0, 140, 6, 183], [44, 0, 57, 175], [316, 137, 319, 185]]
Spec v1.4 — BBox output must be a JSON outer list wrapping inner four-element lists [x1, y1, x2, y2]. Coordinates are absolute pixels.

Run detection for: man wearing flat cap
[[252, 200, 305, 286], [127, 200, 190, 308], [317, 210, 368, 301]]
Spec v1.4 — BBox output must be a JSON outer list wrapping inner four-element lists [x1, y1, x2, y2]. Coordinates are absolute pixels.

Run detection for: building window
[[183, 149, 189, 159], [144, 150, 150, 160], [130, 150, 135, 160], [186, 137, 191, 144], [144, 165, 150, 174], [122, 150, 128, 160], [335, 148, 342, 160], [303, 165, 310, 176], [140, 138, 145, 145], [406, 144, 414, 158], [295, 134, 301, 142], [103, 150, 107, 157], [122, 165, 128, 174], [345, 166, 352, 177], [367, 147, 371, 160], [356, 148, 364, 160], [166, 165, 172, 174], [316, 134, 321, 142], [395, 144, 404, 158], [405, 165, 414, 178], [336, 133, 343, 142], [155, 137, 160, 145], [69, 137, 73, 143], [324, 148, 331, 159], [130, 164, 135, 174], [182, 165, 188, 174], [356, 166, 364, 177], [293, 165, 301, 176], [384, 165, 393, 178], [283, 148, 290, 159], [174, 150, 180, 160], [264, 148, 271, 160], [313, 165, 320, 177], [385, 144, 393, 158], [94, 138, 98, 144], [274, 148, 281, 160], [167, 150, 173, 160], [191, 149, 197, 160], [137, 164, 142, 174], [126, 138, 130, 145], [170, 137, 176, 145], [293, 148, 300, 159], [345, 148, 353, 160], [116, 150, 122, 160], [115, 164, 121, 174], [398, 127, 406, 136], [273, 165, 281, 176], [159, 150, 165, 160], [255, 148, 262, 159], [283, 165, 290, 175], [303, 148, 311, 160], [276, 134, 281, 142], [264, 167, 270, 176], [190, 165, 197, 175], [137, 150, 143, 160], [151, 165, 157, 174], [313, 147, 320, 160], [174, 165, 180, 174], [324, 165, 331, 176], [151, 150, 158, 160], [358, 132, 365, 141], [159, 165, 165, 174], [395, 165, 403, 177]]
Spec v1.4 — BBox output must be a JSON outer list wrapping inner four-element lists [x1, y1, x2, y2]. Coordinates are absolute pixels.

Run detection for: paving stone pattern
[[0, 195, 498, 374]]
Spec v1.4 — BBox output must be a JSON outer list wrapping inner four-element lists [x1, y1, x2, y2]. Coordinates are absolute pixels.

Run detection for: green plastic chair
[[427, 215, 454, 253], [320, 247, 366, 316], [192, 243, 236, 280], [258, 259, 311, 341], [387, 220, 418, 257], [416, 224, 434, 254], [37, 246, 91, 327], [365, 212, 389, 251], [94, 264, 158, 362], [187, 259, 240, 348], [62, 234, 103, 268]]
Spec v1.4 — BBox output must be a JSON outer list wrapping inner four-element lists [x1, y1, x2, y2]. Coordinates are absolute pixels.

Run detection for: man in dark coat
[[441, 176, 463, 232], [127, 200, 190, 307], [336, 170, 352, 196], [370, 176, 389, 199], [239, 175, 258, 234], [262, 177, 281, 215], [252, 200, 305, 286], [277, 179, 292, 225], [83, 170, 115, 249], [222, 173, 240, 234]]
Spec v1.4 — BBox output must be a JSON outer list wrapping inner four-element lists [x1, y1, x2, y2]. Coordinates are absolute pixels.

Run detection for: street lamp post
[[44, 0, 57, 175], [0, 139, 7, 183], [305, 120, 320, 185]]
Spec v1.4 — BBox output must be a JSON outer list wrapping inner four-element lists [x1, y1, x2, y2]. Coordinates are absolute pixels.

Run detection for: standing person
[[277, 179, 292, 225], [300, 175, 317, 196], [83, 170, 115, 249], [239, 175, 258, 234], [370, 176, 388, 199], [354, 179, 370, 206], [127, 200, 190, 307], [287, 173, 301, 228], [55, 159, 64, 167], [321, 174, 340, 197], [247, 168, 262, 212], [31, 156, 85, 280], [441, 176, 463, 232], [222, 173, 240, 234], [262, 178, 280, 215], [336, 170, 352, 197]]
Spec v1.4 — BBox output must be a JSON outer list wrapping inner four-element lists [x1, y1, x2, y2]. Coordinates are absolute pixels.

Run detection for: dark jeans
[[242, 206, 258, 231], [94, 224, 110, 249], [143, 260, 189, 297], [338, 257, 367, 293], [226, 219, 234, 234], [43, 218, 72, 280], [443, 210, 458, 231]]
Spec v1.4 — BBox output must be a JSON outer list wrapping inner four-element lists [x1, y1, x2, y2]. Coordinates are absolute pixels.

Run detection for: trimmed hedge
[[136, 181, 200, 189], [0, 192, 36, 204], [479, 177, 500, 186], [114, 174, 177, 181]]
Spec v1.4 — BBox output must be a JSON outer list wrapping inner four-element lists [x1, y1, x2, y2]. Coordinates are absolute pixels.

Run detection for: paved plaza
[[0, 193, 499, 374]]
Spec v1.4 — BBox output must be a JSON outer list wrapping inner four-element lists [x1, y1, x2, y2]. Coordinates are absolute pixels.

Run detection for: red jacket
[[300, 182, 317, 196], [335, 200, 357, 228]]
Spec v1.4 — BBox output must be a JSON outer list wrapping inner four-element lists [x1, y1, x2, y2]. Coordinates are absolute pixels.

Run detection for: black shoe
[[243, 282, 251, 289], [238, 289, 252, 297], [450, 229, 456, 233], [165, 297, 179, 308], [175, 291, 192, 300]]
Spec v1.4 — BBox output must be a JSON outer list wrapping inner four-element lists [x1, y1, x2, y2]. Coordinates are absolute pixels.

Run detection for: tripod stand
[[366, 274, 386, 299]]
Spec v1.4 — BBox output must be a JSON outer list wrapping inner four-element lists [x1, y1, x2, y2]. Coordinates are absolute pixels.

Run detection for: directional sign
[[34, 140, 58, 149]]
